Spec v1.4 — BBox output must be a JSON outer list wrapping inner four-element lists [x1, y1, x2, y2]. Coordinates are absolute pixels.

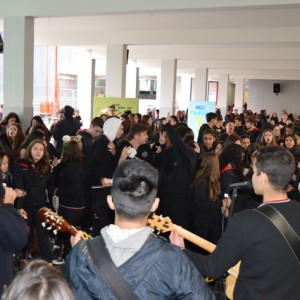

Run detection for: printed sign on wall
[[188, 101, 216, 140], [93, 97, 139, 117]]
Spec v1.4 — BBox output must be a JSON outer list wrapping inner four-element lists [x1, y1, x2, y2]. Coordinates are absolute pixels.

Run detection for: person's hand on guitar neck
[[221, 194, 232, 218], [169, 229, 185, 249], [70, 230, 87, 248]]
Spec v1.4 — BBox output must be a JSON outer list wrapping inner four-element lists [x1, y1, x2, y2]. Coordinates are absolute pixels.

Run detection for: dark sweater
[[53, 117, 80, 157], [88, 135, 117, 186], [54, 161, 85, 208], [0, 204, 28, 296], [185, 201, 300, 300], [13, 160, 52, 208]]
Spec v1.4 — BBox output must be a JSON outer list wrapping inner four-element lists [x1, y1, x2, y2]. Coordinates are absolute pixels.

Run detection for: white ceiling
[[2, 1, 300, 80]]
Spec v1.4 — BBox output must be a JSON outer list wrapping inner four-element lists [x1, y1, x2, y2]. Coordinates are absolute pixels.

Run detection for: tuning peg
[[53, 229, 58, 235], [47, 225, 52, 230], [42, 222, 46, 227]]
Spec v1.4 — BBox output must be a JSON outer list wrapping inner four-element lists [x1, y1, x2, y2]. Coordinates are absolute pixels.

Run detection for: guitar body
[[225, 262, 240, 300]]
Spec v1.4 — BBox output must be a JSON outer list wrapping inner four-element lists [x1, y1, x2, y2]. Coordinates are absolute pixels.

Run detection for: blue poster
[[188, 101, 216, 140]]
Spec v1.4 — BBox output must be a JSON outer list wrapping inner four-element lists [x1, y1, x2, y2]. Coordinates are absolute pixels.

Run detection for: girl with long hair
[[0, 112, 21, 128], [19, 129, 47, 160], [0, 151, 12, 187], [7, 123, 25, 162], [13, 139, 53, 262], [53, 139, 85, 258], [259, 129, 277, 146], [0, 125, 13, 165], [284, 134, 297, 150], [191, 153, 222, 247]]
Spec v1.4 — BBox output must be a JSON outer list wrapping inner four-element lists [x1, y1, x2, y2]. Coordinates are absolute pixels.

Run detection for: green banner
[[93, 97, 139, 117]]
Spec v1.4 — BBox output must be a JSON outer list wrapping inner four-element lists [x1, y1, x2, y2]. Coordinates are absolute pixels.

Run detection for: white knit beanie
[[103, 117, 122, 142]]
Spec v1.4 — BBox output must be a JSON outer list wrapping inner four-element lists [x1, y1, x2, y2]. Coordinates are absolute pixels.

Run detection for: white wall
[[248, 79, 300, 117], [228, 82, 235, 106]]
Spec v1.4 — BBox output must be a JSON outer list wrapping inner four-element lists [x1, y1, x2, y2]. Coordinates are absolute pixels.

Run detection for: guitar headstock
[[147, 214, 175, 233], [38, 207, 74, 235]]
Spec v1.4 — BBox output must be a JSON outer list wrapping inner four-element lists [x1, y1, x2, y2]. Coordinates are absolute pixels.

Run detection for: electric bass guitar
[[38, 207, 91, 239], [147, 214, 240, 300]]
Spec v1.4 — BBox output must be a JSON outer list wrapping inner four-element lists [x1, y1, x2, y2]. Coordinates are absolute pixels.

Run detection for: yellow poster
[[93, 97, 139, 117]]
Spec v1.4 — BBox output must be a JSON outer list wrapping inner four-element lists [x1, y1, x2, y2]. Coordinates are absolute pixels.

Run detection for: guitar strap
[[254, 204, 300, 266], [86, 235, 138, 300]]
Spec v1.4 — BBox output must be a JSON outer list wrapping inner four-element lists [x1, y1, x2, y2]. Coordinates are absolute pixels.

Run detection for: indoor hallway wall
[[248, 79, 300, 117]]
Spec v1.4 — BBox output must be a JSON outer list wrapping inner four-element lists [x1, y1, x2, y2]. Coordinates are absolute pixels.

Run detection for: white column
[[77, 50, 94, 128], [159, 59, 177, 117], [3, 16, 34, 128], [218, 74, 229, 116], [178, 74, 191, 110], [126, 60, 139, 98], [106, 44, 127, 97], [234, 78, 244, 114], [193, 68, 208, 101]]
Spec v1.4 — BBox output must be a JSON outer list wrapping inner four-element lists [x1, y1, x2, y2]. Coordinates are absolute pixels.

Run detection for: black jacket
[[185, 201, 300, 300], [53, 161, 85, 208], [0, 204, 28, 296], [13, 160, 52, 208], [88, 135, 117, 186], [53, 118, 80, 158]]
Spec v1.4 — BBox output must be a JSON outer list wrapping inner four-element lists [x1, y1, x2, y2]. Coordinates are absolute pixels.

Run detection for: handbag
[[86, 235, 138, 300], [254, 204, 300, 265]]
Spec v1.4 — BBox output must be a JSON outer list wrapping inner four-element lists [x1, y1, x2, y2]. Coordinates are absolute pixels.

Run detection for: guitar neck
[[67, 225, 79, 237], [174, 225, 216, 253]]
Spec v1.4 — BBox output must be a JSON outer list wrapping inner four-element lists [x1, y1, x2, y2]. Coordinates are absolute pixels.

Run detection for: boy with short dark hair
[[66, 160, 214, 300]]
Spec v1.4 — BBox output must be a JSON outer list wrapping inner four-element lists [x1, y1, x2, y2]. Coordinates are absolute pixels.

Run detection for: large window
[[59, 73, 78, 108], [139, 76, 157, 99]]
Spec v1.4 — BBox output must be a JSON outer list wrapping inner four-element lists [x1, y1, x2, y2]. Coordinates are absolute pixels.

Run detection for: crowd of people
[[0, 103, 300, 299]]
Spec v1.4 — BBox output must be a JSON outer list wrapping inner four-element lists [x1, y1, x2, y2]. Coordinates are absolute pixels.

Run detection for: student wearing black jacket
[[191, 153, 222, 249], [0, 182, 27, 297], [171, 146, 300, 300], [53, 139, 85, 257], [88, 117, 124, 235], [53, 105, 80, 158], [13, 140, 53, 262]]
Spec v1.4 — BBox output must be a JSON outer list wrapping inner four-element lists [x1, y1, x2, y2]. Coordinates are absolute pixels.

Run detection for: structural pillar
[[194, 68, 208, 101], [77, 50, 94, 128], [3, 16, 34, 127], [178, 74, 191, 110], [159, 59, 177, 117], [234, 78, 244, 114], [218, 74, 229, 116], [126, 60, 139, 98], [106, 44, 127, 97]]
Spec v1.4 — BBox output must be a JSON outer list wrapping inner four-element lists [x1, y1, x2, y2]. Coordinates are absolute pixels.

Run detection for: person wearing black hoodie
[[53, 105, 80, 158], [88, 117, 124, 236]]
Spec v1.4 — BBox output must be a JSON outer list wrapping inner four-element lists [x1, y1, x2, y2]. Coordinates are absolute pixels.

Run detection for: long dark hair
[[192, 153, 220, 201], [24, 140, 50, 176], [61, 140, 84, 164], [0, 112, 21, 127], [219, 143, 245, 180], [21, 130, 46, 151]]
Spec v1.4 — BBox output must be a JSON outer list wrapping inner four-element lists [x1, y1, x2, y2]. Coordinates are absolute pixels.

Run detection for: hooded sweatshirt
[[101, 225, 153, 267]]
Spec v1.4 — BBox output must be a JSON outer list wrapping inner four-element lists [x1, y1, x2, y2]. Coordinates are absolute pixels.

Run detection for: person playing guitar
[[170, 146, 300, 300]]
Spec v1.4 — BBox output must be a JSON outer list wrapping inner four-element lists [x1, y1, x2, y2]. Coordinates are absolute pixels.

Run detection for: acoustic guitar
[[147, 214, 240, 300], [38, 207, 92, 239]]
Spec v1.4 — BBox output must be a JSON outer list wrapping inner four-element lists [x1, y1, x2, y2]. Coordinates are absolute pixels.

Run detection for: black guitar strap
[[254, 204, 300, 266], [86, 235, 138, 300]]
